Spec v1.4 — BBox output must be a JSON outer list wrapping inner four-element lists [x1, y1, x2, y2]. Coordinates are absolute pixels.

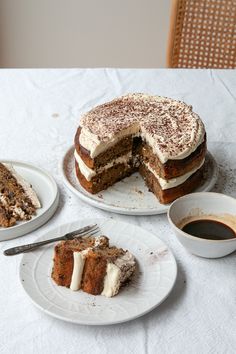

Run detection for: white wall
[[0, 0, 171, 68]]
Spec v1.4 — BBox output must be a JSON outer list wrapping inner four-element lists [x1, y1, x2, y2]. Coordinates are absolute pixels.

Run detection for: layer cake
[[74, 94, 206, 204]]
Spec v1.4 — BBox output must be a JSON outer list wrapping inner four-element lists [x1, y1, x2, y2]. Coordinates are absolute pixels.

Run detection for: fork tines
[[66, 224, 100, 240]]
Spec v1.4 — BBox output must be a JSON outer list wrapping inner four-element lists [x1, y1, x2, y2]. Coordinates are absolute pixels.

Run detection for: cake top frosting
[[79, 93, 205, 163]]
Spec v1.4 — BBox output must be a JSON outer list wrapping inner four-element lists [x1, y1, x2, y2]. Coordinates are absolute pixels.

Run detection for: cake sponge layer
[[139, 162, 205, 204]]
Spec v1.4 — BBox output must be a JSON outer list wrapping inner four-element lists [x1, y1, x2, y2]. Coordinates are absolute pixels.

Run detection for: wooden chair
[[167, 0, 236, 68]]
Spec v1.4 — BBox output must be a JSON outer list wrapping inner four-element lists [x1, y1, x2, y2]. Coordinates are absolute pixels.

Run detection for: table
[[0, 69, 236, 354]]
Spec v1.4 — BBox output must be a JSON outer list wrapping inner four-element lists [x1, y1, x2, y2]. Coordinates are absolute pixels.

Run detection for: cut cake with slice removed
[[74, 93, 207, 204]]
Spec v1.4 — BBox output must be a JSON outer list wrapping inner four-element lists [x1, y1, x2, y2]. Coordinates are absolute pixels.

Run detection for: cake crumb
[[133, 187, 143, 195], [52, 113, 59, 118]]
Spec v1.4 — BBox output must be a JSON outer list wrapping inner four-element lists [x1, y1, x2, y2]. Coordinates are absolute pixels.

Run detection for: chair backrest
[[167, 0, 236, 68]]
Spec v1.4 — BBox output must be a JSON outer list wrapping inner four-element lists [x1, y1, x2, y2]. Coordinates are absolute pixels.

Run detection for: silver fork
[[3, 224, 99, 256]]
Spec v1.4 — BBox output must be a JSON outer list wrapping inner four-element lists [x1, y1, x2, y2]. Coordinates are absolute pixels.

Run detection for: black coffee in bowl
[[182, 219, 236, 240]]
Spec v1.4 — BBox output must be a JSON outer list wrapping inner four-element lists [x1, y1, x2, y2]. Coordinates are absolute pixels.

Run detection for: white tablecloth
[[0, 69, 236, 354]]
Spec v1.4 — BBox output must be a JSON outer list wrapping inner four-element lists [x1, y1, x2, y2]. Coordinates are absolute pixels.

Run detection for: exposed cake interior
[[51, 235, 136, 297], [0, 163, 41, 227], [74, 94, 207, 204]]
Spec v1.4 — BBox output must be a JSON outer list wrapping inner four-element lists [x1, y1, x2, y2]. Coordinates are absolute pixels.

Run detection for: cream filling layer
[[76, 143, 205, 190], [70, 251, 86, 291], [145, 158, 205, 190], [74, 150, 132, 181]]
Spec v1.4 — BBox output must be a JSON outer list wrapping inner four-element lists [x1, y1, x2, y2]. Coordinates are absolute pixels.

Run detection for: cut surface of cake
[[74, 93, 207, 204], [51, 235, 136, 298], [0, 163, 41, 227]]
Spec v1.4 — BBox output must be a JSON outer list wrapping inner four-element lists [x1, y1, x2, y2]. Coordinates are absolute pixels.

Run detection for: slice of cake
[[74, 93, 207, 204], [0, 163, 41, 227], [51, 235, 136, 297], [52, 235, 109, 287]]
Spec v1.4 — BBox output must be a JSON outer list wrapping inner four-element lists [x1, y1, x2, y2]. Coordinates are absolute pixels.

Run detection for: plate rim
[[19, 218, 177, 325], [0, 159, 59, 241], [61, 146, 218, 216]]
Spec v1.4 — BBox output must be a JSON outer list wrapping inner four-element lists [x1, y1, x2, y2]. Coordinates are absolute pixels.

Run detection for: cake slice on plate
[[0, 163, 41, 227], [51, 235, 136, 297]]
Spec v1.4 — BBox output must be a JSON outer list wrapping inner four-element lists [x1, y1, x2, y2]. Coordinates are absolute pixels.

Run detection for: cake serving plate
[[61, 147, 218, 215], [0, 160, 59, 241], [19, 218, 177, 325]]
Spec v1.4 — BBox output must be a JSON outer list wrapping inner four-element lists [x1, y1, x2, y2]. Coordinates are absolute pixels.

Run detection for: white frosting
[[4, 163, 41, 208], [141, 114, 205, 163], [101, 251, 135, 297], [101, 263, 121, 298], [79, 123, 139, 158], [70, 250, 88, 291], [145, 158, 205, 190], [74, 150, 96, 180], [78, 94, 206, 163], [74, 150, 132, 181]]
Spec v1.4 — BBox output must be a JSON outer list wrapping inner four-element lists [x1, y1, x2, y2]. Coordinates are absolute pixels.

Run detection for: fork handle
[[4, 236, 64, 256]]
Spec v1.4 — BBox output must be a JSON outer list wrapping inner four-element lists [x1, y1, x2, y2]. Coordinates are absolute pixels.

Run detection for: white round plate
[[61, 147, 218, 215], [20, 218, 177, 325], [0, 160, 59, 241]]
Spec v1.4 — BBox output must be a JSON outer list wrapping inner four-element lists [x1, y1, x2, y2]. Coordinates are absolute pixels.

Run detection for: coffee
[[182, 219, 236, 240]]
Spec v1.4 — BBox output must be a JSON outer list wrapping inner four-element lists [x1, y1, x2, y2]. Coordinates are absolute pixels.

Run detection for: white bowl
[[168, 192, 236, 258]]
